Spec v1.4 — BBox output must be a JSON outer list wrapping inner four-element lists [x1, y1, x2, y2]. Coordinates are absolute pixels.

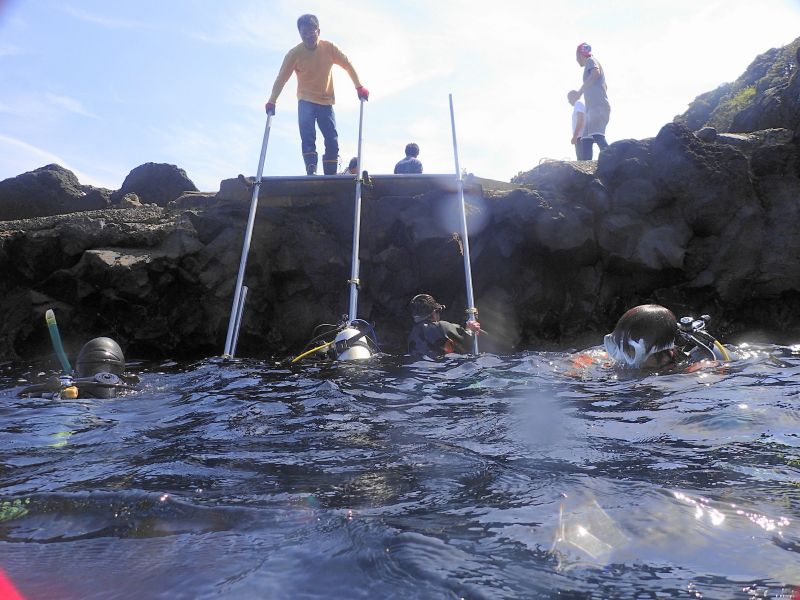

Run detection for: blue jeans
[[298, 100, 338, 160], [581, 135, 608, 160]]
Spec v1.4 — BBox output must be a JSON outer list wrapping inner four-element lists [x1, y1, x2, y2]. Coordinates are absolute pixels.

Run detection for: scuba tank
[[676, 315, 731, 362], [289, 317, 379, 364], [333, 325, 374, 361]]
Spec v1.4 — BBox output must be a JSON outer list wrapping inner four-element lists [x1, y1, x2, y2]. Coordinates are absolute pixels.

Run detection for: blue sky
[[2, 0, 800, 191]]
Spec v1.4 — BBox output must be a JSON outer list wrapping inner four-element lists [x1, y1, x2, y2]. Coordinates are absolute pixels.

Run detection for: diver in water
[[603, 304, 731, 370], [407, 294, 481, 356], [21, 337, 140, 399]]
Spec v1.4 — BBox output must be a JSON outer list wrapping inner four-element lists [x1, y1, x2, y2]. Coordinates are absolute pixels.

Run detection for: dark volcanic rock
[[3, 118, 800, 360], [675, 36, 800, 134], [652, 122, 755, 237], [0, 164, 112, 221], [111, 162, 198, 207], [695, 127, 717, 142], [730, 55, 800, 134]]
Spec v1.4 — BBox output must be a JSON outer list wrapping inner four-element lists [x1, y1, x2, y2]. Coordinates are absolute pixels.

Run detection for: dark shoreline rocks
[[675, 35, 800, 135], [0, 164, 112, 222], [0, 162, 198, 222], [3, 121, 800, 361]]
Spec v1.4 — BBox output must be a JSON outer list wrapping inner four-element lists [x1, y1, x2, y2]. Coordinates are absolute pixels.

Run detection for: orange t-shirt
[[268, 40, 362, 106]]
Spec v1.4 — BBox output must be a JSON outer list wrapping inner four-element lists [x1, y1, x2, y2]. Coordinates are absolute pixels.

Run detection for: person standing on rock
[[567, 90, 587, 160], [265, 14, 369, 176], [573, 43, 610, 160]]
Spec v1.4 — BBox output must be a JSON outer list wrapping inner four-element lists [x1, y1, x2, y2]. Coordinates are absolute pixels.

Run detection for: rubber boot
[[322, 155, 339, 175], [303, 152, 318, 176]]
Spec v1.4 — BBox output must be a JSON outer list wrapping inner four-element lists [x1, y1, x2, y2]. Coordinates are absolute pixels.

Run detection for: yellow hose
[[291, 341, 335, 363], [713, 340, 730, 361]]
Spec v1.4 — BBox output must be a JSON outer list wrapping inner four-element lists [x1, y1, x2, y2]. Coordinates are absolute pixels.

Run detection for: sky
[[1, 0, 800, 191]]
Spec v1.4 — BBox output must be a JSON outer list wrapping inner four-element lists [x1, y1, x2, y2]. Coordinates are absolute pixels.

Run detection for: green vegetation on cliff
[[674, 36, 800, 132]]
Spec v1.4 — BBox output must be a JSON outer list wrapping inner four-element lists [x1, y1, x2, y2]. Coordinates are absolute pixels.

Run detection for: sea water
[[1, 347, 800, 599]]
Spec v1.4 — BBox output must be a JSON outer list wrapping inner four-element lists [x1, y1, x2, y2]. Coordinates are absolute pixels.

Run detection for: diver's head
[[410, 294, 444, 323], [603, 304, 677, 368], [75, 337, 125, 378]]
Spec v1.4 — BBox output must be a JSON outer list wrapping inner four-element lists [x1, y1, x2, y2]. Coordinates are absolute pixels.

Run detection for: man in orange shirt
[[266, 14, 369, 175]]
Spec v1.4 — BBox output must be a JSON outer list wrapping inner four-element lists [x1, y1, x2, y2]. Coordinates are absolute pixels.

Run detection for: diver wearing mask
[[21, 337, 140, 399], [603, 304, 731, 369], [407, 294, 481, 357]]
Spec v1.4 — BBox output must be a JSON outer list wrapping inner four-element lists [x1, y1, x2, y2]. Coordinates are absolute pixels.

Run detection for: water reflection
[[0, 348, 800, 598]]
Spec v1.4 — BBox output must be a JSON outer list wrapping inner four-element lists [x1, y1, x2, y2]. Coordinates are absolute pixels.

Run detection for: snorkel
[[45, 309, 73, 375]]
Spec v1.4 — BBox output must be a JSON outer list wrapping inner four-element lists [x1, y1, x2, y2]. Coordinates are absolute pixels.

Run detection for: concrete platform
[[215, 173, 523, 207]]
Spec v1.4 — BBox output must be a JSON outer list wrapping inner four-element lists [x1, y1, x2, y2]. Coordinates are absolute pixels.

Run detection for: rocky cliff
[[675, 35, 800, 134], [3, 117, 800, 361]]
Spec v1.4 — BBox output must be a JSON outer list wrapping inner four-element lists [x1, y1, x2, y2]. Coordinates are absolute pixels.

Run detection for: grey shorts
[[584, 106, 610, 137]]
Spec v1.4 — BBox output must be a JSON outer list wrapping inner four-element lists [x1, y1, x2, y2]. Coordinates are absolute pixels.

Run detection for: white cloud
[[0, 43, 20, 57], [0, 134, 63, 167], [44, 92, 99, 119], [181, 4, 299, 51], [61, 5, 153, 30], [0, 134, 109, 187], [0, 101, 19, 115]]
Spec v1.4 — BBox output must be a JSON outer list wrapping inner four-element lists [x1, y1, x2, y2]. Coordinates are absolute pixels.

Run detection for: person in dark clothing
[[603, 305, 680, 369], [603, 304, 731, 369], [20, 336, 140, 399], [407, 294, 480, 356], [394, 143, 423, 174]]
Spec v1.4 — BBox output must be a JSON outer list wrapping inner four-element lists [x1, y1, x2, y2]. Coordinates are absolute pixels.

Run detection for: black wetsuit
[[408, 320, 473, 356]]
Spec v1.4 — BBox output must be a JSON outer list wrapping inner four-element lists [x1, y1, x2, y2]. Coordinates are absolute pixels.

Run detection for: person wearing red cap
[[265, 14, 369, 176], [573, 42, 610, 160]]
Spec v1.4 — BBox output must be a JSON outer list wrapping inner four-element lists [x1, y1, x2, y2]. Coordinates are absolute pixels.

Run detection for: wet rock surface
[[3, 120, 800, 360]]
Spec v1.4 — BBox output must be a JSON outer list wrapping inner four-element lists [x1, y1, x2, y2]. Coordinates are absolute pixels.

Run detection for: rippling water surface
[[2, 346, 800, 599]]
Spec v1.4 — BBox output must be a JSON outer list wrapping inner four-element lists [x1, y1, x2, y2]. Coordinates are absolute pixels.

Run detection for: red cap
[[577, 42, 592, 56]]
